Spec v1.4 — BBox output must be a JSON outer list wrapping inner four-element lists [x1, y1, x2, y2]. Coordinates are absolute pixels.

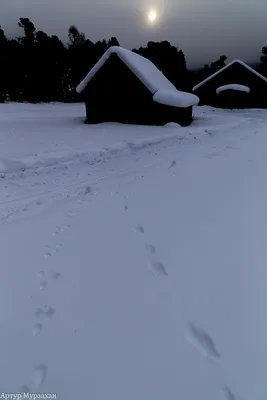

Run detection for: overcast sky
[[1, 0, 267, 67]]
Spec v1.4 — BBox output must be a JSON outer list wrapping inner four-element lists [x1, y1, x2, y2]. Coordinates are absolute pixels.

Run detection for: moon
[[147, 8, 158, 24]]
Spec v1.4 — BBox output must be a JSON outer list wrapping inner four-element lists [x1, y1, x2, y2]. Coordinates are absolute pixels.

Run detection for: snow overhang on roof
[[216, 84, 250, 94]]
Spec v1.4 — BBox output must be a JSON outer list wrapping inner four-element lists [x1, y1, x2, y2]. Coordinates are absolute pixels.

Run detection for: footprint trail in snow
[[133, 219, 168, 276]]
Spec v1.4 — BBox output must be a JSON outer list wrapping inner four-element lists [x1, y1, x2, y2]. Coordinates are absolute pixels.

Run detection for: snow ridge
[[0, 131, 186, 175]]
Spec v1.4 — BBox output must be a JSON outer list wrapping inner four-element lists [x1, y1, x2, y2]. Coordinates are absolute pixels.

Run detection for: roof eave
[[192, 59, 267, 92]]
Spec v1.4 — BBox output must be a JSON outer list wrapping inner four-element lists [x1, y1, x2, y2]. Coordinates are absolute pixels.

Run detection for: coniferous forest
[[1, 18, 267, 103]]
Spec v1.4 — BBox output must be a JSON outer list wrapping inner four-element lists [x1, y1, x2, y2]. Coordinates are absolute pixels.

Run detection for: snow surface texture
[[1, 102, 267, 400], [216, 84, 250, 94], [76, 46, 199, 108], [192, 59, 267, 91]]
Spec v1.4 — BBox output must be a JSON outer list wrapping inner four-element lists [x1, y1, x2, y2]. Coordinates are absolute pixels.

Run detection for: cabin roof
[[76, 46, 199, 108], [192, 59, 267, 92]]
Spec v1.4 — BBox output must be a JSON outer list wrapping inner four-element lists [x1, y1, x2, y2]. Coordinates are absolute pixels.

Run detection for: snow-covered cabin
[[76, 46, 199, 126], [192, 60, 267, 109]]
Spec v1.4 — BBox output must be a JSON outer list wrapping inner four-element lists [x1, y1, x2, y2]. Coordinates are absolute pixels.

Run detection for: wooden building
[[76, 46, 199, 126], [193, 60, 267, 109]]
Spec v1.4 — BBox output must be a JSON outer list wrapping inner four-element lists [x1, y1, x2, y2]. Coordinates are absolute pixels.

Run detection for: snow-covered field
[[1, 102, 267, 400]]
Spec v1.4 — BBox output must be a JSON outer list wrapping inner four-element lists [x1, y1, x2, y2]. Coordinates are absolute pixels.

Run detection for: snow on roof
[[153, 89, 199, 108], [216, 84, 250, 95], [76, 46, 199, 108], [192, 60, 267, 92]]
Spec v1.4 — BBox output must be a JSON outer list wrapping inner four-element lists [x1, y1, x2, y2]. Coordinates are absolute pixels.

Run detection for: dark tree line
[[1, 18, 267, 103], [133, 41, 188, 90]]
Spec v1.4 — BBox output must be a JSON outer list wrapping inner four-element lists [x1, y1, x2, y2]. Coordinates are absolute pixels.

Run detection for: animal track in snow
[[120, 205, 128, 212], [32, 323, 42, 337], [38, 270, 44, 279], [136, 225, 145, 234], [206, 152, 219, 159], [221, 386, 237, 400], [52, 225, 70, 236], [44, 252, 51, 260], [204, 129, 215, 136], [33, 363, 47, 388], [35, 305, 55, 320], [44, 243, 62, 257], [148, 261, 167, 276], [168, 160, 176, 169], [20, 200, 45, 215], [84, 186, 92, 195], [52, 227, 60, 236], [39, 280, 47, 291], [186, 322, 220, 360], [37, 271, 47, 290], [52, 272, 61, 280], [145, 244, 156, 254]]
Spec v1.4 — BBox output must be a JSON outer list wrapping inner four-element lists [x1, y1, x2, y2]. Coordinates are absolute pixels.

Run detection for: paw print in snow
[[148, 261, 167, 277], [145, 244, 156, 254], [135, 225, 144, 234]]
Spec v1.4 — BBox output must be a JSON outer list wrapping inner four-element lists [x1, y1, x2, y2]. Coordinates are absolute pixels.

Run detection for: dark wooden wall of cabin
[[82, 53, 193, 126], [194, 63, 267, 109], [216, 90, 249, 109]]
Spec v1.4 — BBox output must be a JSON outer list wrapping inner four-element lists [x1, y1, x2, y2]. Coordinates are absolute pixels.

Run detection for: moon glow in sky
[[147, 8, 158, 24]]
